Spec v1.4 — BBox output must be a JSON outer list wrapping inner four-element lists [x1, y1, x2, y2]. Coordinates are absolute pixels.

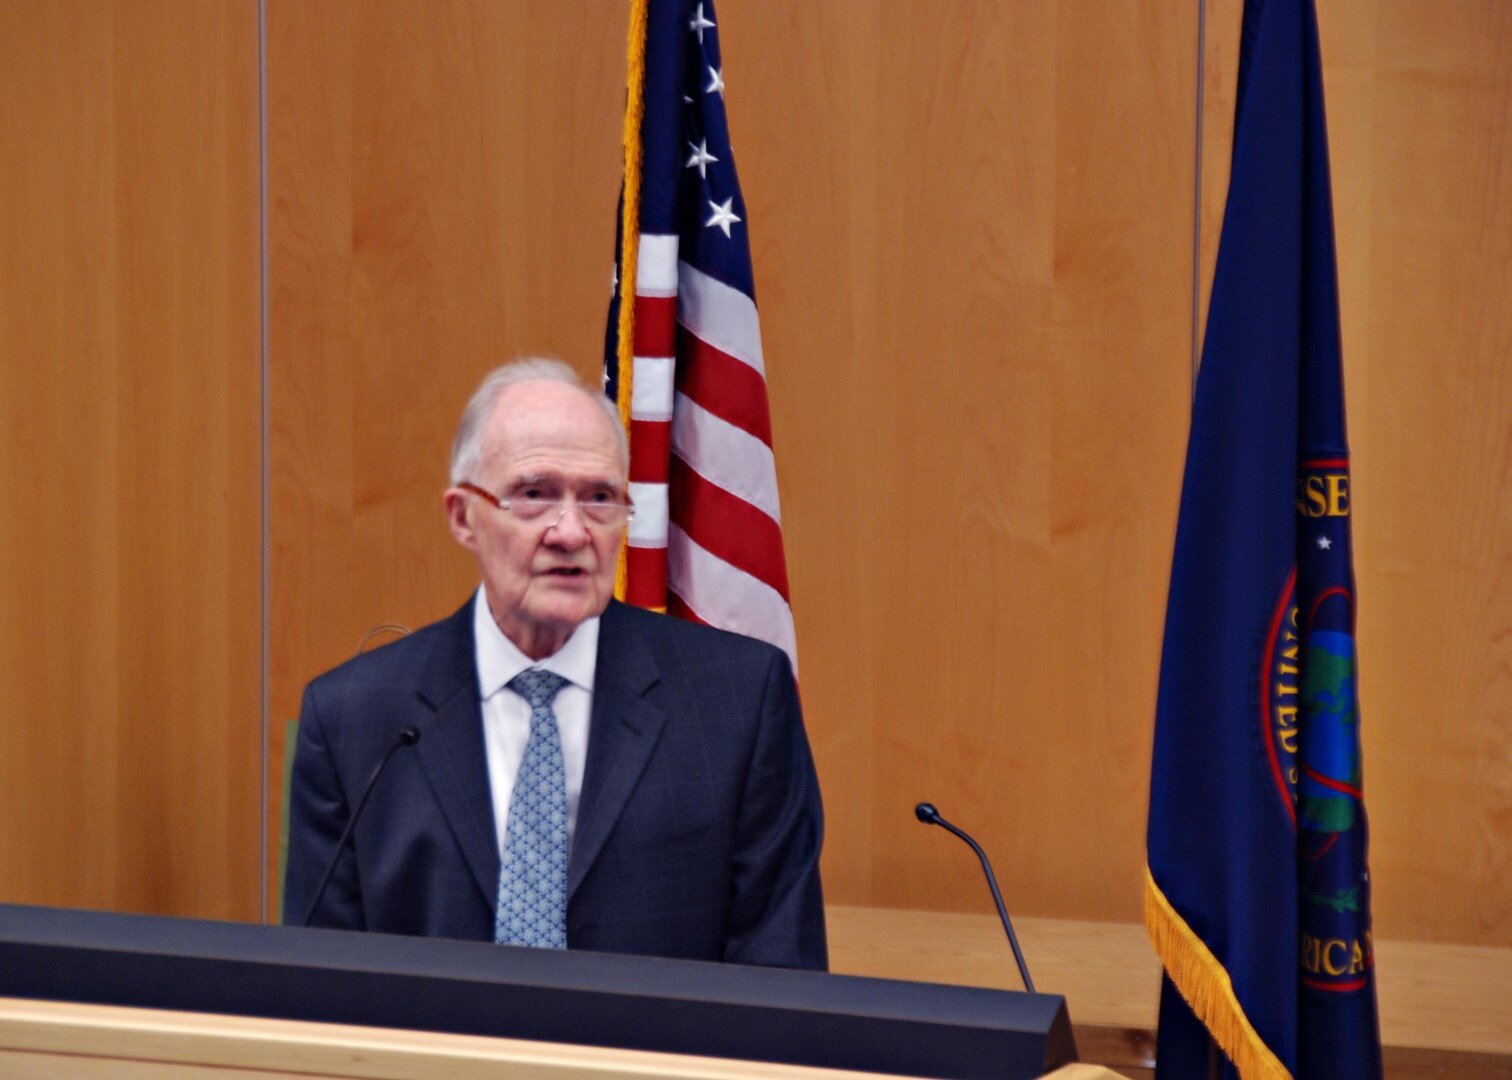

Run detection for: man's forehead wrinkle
[[481, 427, 619, 465], [476, 441, 620, 474], [506, 471, 625, 491], [473, 452, 626, 499], [494, 448, 622, 476]]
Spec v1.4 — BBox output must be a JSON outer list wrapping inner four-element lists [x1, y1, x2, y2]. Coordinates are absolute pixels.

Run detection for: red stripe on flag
[[675, 327, 774, 445], [667, 591, 710, 626], [669, 456, 790, 600], [629, 420, 671, 483], [634, 295, 677, 357], [624, 545, 667, 609]]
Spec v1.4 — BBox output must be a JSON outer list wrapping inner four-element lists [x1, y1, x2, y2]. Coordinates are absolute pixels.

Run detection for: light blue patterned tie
[[495, 668, 571, 948]]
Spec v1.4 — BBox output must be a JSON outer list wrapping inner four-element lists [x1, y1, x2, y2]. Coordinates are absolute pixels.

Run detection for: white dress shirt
[[472, 587, 598, 857]]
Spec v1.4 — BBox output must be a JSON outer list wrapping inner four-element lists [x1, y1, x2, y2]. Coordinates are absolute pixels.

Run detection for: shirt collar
[[472, 585, 599, 700]]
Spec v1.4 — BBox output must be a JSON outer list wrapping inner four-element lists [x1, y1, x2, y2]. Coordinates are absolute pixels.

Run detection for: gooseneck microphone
[[915, 802, 1035, 993], [300, 726, 422, 927]]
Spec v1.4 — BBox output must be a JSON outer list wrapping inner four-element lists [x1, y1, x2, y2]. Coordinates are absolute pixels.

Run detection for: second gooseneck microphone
[[915, 801, 1035, 993]]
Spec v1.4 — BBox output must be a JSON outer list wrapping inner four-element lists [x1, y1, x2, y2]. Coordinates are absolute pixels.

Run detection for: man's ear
[[443, 488, 478, 552]]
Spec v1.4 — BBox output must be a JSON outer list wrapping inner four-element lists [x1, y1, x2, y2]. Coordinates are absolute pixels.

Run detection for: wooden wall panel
[[0, 2, 261, 919], [721, 2, 1195, 922], [1199, 1, 1512, 946]]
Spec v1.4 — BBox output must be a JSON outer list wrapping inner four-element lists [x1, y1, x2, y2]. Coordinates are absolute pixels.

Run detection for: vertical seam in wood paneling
[[258, 0, 271, 925], [1191, 0, 1207, 400]]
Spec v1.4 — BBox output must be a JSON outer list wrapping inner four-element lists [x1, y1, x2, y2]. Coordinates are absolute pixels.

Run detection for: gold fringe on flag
[[1144, 868, 1293, 1080], [613, 0, 650, 602]]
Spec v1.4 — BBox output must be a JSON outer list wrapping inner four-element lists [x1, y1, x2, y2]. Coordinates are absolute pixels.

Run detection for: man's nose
[[543, 504, 592, 546]]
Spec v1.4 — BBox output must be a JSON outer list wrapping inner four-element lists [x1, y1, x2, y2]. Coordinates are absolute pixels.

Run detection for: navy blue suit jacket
[[283, 598, 826, 970]]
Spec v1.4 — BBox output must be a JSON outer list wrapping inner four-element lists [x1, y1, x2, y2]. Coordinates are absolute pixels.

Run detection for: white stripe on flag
[[678, 261, 765, 375], [668, 524, 797, 673], [631, 356, 674, 422], [627, 482, 669, 548], [637, 235, 679, 297], [670, 392, 781, 523]]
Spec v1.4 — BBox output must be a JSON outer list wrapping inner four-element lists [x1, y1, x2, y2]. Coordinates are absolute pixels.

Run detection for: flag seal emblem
[[1256, 461, 1375, 998]]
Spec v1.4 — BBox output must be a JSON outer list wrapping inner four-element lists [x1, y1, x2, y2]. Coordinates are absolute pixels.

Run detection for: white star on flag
[[705, 197, 740, 237], [706, 66, 725, 97], [686, 139, 718, 178], [1316, 535, 1332, 550], [689, 3, 714, 43]]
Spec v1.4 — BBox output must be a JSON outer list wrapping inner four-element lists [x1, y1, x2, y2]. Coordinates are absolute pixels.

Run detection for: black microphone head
[[915, 802, 940, 824], [398, 726, 421, 746]]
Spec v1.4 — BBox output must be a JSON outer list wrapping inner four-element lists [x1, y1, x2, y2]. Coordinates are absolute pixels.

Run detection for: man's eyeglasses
[[458, 481, 635, 528]]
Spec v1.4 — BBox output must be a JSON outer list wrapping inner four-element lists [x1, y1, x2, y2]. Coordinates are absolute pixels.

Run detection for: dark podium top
[[0, 903, 1076, 1079]]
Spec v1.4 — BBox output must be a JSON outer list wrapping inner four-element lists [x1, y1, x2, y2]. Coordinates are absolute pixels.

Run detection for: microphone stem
[[301, 731, 415, 928], [934, 817, 1035, 994]]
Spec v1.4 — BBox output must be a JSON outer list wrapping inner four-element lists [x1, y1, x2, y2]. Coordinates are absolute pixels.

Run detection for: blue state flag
[[1144, 1, 1383, 1077]]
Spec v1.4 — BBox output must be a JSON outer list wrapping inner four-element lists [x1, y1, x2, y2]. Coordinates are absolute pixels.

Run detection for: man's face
[[444, 380, 627, 660]]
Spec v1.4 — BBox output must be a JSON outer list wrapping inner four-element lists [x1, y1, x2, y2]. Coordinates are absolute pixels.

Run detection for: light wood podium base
[[0, 996, 1123, 1080]]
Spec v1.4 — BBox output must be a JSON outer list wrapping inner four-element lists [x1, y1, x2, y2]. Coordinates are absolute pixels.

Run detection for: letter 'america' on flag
[[604, 0, 797, 672]]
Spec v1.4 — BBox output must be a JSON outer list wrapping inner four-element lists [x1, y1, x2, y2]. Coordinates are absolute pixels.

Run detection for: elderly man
[[283, 358, 826, 970]]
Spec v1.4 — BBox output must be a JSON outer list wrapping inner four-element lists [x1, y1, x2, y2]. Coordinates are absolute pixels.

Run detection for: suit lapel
[[413, 602, 500, 911], [568, 601, 666, 900]]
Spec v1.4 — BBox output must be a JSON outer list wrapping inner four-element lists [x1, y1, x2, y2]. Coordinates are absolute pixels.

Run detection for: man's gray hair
[[449, 358, 628, 484]]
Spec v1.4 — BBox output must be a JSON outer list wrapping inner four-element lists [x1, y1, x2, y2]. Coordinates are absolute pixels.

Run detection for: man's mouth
[[543, 567, 588, 578]]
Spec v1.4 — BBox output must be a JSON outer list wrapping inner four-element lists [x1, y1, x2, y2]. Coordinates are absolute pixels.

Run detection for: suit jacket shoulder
[[304, 602, 475, 720], [596, 599, 793, 686]]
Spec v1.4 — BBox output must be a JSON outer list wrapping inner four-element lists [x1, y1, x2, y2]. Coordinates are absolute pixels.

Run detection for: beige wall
[[1, 1, 1507, 948]]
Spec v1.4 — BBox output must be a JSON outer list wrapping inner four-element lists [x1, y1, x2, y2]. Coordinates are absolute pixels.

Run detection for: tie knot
[[507, 668, 569, 710]]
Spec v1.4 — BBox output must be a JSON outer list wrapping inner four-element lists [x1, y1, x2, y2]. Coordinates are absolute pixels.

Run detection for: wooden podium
[[0, 904, 1095, 1080]]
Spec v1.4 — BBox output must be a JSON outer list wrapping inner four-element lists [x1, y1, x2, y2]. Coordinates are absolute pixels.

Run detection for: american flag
[[604, 0, 796, 671]]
